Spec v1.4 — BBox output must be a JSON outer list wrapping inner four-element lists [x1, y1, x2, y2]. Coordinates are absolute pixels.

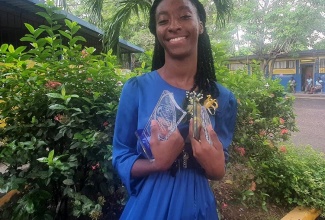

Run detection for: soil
[[211, 164, 291, 220]]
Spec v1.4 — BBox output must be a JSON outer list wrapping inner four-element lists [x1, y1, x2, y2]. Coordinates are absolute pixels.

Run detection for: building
[[0, 0, 144, 70], [228, 50, 325, 93]]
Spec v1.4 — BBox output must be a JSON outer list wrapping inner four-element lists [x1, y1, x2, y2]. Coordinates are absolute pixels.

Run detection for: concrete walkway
[[293, 92, 325, 99], [290, 92, 325, 153]]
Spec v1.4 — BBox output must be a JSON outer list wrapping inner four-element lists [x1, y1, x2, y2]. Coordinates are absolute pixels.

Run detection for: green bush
[[216, 57, 325, 214], [255, 145, 325, 211], [0, 5, 124, 220]]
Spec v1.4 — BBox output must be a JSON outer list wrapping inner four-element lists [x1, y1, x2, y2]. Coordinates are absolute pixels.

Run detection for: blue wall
[[274, 73, 325, 93]]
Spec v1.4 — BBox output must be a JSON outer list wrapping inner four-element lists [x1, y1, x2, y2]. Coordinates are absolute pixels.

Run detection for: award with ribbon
[[188, 91, 213, 145]]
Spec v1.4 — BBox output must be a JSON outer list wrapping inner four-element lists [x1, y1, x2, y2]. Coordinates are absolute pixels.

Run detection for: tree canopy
[[54, 0, 325, 62]]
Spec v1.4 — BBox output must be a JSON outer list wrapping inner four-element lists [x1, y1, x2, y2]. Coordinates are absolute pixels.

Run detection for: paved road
[[291, 95, 325, 153]]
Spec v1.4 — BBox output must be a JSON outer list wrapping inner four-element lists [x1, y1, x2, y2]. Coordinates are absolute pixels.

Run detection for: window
[[288, 61, 295, 68], [230, 63, 245, 71], [320, 58, 325, 68], [274, 60, 295, 69], [274, 61, 286, 69]]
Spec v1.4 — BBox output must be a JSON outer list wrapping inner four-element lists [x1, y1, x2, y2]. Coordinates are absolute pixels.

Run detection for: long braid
[[149, 0, 220, 100]]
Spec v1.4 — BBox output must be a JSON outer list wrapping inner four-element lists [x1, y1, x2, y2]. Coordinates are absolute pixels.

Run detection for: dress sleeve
[[215, 91, 237, 163], [112, 77, 144, 195]]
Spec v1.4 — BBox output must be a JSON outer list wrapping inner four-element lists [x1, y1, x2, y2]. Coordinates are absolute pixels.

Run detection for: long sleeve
[[112, 77, 144, 195], [215, 84, 238, 163]]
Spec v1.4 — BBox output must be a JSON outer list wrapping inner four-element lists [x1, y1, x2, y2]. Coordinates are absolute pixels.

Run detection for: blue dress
[[112, 70, 237, 220]]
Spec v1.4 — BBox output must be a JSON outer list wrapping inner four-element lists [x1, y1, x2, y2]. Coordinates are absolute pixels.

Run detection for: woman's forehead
[[156, 0, 197, 14]]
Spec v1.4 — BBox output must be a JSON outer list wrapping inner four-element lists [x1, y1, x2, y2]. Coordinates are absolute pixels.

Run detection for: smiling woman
[[112, 0, 237, 219], [154, 0, 203, 64]]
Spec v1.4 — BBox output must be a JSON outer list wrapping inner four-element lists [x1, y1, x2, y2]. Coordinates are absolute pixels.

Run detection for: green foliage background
[[0, 6, 124, 220], [215, 51, 325, 215], [0, 5, 324, 220]]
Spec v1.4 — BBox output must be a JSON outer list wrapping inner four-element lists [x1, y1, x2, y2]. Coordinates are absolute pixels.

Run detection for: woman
[[112, 0, 237, 219]]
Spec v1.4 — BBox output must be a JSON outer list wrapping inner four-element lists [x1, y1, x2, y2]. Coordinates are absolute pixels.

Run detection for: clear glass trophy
[[200, 105, 212, 145], [135, 90, 187, 160]]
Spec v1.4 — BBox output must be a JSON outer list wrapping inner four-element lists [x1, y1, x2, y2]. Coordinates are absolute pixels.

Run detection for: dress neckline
[[154, 70, 191, 93]]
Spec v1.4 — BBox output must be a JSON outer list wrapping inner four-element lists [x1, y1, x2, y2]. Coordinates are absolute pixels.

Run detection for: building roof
[[228, 49, 325, 62], [0, 0, 144, 53], [118, 38, 144, 54]]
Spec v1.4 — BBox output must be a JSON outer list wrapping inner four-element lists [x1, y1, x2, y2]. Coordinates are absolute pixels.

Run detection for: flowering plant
[[0, 6, 124, 219]]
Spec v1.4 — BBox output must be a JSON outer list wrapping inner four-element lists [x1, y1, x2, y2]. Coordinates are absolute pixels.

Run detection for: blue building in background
[[228, 50, 325, 93]]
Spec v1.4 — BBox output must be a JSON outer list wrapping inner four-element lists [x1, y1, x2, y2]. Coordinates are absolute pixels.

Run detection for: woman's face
[[155, 0, 203, 60]]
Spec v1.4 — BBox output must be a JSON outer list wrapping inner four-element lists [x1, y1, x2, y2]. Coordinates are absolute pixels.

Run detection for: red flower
[[54, 114, 63, 122], [281, 129, 288, 135], [222, 202, 228, 209], [103, 121, 109, 127], [91, 162, 100, 170], [279, 146, 287, 153], [45, 81, 62, 89], [235, 147, 246, 156]]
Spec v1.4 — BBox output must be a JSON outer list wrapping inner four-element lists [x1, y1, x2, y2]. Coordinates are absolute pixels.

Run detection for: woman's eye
[[181, 15, 191, 19], [158, 19, 168, 25]]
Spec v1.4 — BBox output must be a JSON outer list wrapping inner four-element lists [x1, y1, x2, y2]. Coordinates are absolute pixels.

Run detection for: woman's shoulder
[[215, 82, 237, 112], [216, 83, 235, 99], [125, 71, 157, 87]]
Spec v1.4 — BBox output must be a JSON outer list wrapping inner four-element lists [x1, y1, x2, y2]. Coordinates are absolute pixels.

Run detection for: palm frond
[[84, 0, 104, 25], [212, 0, 234, 27], [103, 0, 152, 51]]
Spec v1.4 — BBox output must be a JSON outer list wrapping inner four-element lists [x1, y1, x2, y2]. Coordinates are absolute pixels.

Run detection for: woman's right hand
[[150, 120, 184, 171]]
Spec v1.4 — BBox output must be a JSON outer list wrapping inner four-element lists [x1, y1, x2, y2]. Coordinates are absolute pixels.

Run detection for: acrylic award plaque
[[188, 91, 213, 145], [200, 105, 212, 145], [193, 100, 212, 145], [135, 90, 187, 160]]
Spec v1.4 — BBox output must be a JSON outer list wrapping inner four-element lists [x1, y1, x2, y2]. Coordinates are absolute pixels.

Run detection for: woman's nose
[[168, 19, 181, 32]]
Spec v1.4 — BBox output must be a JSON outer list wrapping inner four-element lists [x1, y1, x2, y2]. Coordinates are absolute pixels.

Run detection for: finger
[[207, 125, 222, 150], [199, 124, 208, 145]]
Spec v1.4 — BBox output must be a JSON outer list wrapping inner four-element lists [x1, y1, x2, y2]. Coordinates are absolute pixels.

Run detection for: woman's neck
[[158, 57, 197, 91]]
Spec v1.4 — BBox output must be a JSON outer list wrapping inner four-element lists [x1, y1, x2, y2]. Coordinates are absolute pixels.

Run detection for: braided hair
[[149, 0, 220, 99]]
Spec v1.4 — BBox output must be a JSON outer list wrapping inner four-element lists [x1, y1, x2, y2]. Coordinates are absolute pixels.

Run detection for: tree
[[217, 0, 325, 76], [54, 0, 234, 52]]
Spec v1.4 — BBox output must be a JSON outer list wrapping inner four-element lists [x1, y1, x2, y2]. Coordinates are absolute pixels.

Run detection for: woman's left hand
[[189, 119, 226, 180]]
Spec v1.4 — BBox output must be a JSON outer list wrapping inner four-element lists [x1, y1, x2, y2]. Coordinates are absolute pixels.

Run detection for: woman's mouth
[[169, 37, 186, 42]]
